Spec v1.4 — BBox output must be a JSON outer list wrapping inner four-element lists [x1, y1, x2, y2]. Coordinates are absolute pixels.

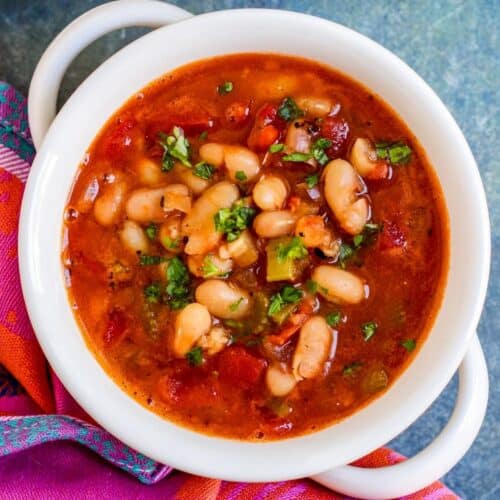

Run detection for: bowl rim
[[19, 8, 491, 481]]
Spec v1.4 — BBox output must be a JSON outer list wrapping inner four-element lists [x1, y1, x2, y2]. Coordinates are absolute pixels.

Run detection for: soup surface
[[63, 54, 448, 440]]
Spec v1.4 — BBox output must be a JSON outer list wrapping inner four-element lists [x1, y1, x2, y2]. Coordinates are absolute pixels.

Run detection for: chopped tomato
[[379, 221, 407, 253], [225, 101, 251, 127], [268, 299, 314, 345], [321, 115, 350, 158], [247, 103, 284, 151], [103, 309, 127, 345], [217, 346, 267, 389]]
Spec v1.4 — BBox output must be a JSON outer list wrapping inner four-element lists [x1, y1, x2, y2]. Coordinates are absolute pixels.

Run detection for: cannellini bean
[[182, 182, 239, 255], [349, 138, 388, 180], [296, 96, 333, 117], [195, 280, 251, 319], [187, 253, 233, 278], [323, 159, 369, 235], [252, 175, 289, 211], [312, 265, 366, 304], [253, 210, 297, 238], [136, 157, 163, 186], [175, 164, 211, 194], [295, 215, 340, 258], [159, 215, 183, 253], [119, 220, 150, 254], [93, 180, 128, 226], [173, 302, 211, 357], [224, 145, 260, 182], [285, 120, 312, 154], [254, 75, 299, 99], [292, 316, 332, 381], [199, 143, 225, 167], [126, 184, 191, 223], [198, 326, 230, 355], [266, 364, 297, 397], [224, 230, 259, 267]]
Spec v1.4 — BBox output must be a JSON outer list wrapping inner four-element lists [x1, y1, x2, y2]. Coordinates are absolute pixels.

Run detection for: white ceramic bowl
[[20, 2, 490, 498]]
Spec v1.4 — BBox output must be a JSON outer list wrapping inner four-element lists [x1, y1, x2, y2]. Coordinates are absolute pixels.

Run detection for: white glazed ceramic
[[20, 1, 490, 498]]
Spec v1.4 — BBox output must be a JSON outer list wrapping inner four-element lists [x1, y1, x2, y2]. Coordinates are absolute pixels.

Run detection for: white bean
[[252, 175, 289, 211], [198, 326, 230, 355], [199, 143, 225, 167], [312, 265, 366, 304], [125, 184, 191, 223], [182, 181, 239, 255], [93, 180, 128, 227], [195, 280, 251, 319], [119, 220, 149, 254], [266, 364, 297, 397], [292, 316, 332, 380], [349, 138, 388, 180], [158, 215, 183, 253], [173, 302, 211, 357], [296, 96, 333, 117], [285, 120, 312, 154], [224, 145, 261, 182], [136, 157, 163, 186], [323, 159, 369, 235], [253, 210, 297, 238], [175, 164, 211, 195], [187, 253, 233, 278]]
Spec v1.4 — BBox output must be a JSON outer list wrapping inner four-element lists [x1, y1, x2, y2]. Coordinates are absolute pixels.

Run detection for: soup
[[62, 54, 448, 440]]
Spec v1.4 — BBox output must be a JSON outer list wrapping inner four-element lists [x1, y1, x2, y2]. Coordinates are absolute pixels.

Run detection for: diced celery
[[266, 237, 307, 282]]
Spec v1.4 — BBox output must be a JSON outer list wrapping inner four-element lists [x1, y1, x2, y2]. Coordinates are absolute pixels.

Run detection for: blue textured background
[[0, 1, 498, 498]]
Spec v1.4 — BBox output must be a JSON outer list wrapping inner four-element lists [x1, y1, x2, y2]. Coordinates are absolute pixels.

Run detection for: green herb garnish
[[162, 237, 179, 250], [401, 339, 416, 352], [193, 161, 215, 180], [201, 256, 228, 278], [159, 126, 191, 171], [139, 254, 167, 266], [217, 81, 234, 95], [269, 143, 285, 153], [343, 362, 362, 377], [145, 223, 158, 241], [375, 141, 412, 165], [311, 138, 332, 165], [361, 321, 378, 341], [283, 152, 313, 163], [229, 297, 244, 312], [186, 346, 203, 366], [268, 285, 303, 316], [235, 170, 247, 182], [326, 311, 341, 327], [199, 130, 208, 141], [338, 243, 355, 269], [277, 236, 308, 263], [144, 283, 161, 303], [165, 257, 190, 309], [214, 201, 256, 242], [304, 173, 319, 188], [278, 97, 304, 121], [306, 279, 318, 293]]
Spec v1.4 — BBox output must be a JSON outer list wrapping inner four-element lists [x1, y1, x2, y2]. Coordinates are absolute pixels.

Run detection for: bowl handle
[[311, 332, 488, 499], [27, 0, 192, 150]]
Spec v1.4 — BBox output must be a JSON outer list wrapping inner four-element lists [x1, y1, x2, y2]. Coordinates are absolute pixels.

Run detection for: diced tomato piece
[[217, 346, 267, 389], [268, 299, 314, 345], [287, 195, 302, 213], [379, 221, 407, 251], [225, 101, 251, 127], [247, 103, 284, 151], [321, 115, 350, 158], [103, 309, 127, 345], [102, 114, 137, 159], [365, 161, 390, 180]]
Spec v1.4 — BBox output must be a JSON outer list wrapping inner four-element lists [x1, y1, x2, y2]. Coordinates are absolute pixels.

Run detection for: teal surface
[[0, 1, 498, 498]]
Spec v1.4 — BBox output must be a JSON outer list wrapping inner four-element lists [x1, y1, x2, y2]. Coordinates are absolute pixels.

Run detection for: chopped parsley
[[375, 141, 412, 165], [338, 243, 356, 269], [269, 143, 285, 153], [326, 311, 341, 327], [214, 201, 256, 242], [235, 170, 247, 182], [159, 126, 191, 171], [277, 236, 308, 263], [268, 285, 303, 316], [343, 362, 362, 377], [201, 256, 228, 278], [305, 173, 319, 188], [361, 321, 378, 341], [278, 97, 304, 121], [338, 223, 382, 268], [306, 279, 318, 293], [199, 130, 208, 141], [139, 254, 167, 266], [283, 152, 313, 163], [162, 237, 179, 250], [186, 346, 203, 366], [311, 138, 332, 166], [193, 161, 215, 180], [401, 339, 416, 352], [143, 283, 161, 303], [145, 223, 158, 241], [165, 257, 191, 309], [217, 81, 233, 95], [229, 297, 244, 312]]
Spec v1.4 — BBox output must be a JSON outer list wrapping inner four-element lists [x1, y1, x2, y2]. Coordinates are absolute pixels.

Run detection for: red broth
[[62, 54, 448, 440]]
